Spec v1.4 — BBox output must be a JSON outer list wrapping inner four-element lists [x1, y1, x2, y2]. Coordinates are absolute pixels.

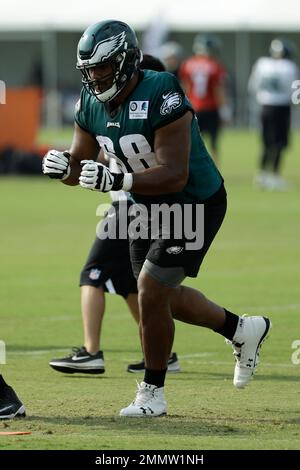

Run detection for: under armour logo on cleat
[[140, 407, 154, 415]]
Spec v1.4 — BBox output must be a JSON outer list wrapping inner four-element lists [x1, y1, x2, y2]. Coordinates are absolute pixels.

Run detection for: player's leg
[[268, 106, 291, 190], [120, 186, 226, 416], [125, 293, 139, 324], [169, 285, 271, 389], [78, 200, 138, 360], [138, 273, 175, 370], [170, 286, 226, 329], [0, 374, 25, 419], [120, 184, 271, 416], [272, 146, 283, 174], [81, 285, 105, 355], [137, 185, 228, 371], [256, 105, 276, 189], [120, 230, 173, 416], [114, 203, 180, 373], [49, 235, 110, 374], [168, 187, 271, 388], [119, 272, 173, 417], [49, 200, 136, 374], [124, 268, 181, 373], [166, 184, 270, 388]]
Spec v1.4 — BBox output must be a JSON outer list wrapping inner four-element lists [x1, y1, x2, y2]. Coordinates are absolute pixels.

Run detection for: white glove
[[79, 160, 115, 192], [42, 150, 71, 180], [79, 160, 133, 192]]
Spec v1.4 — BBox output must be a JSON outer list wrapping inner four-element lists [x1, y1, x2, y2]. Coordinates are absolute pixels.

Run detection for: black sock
[[260, 150, 269, 170], [0, 374, 8, 390], [144, 368, 167, 388], [273, 147, 283, 173], [214, 309, 239, 341]]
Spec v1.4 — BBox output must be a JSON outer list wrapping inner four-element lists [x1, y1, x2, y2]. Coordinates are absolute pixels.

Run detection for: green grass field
[[0, 129, 300, 450]]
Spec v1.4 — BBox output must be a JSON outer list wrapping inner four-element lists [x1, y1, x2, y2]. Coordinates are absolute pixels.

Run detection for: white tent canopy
[[1, 0, 300, 31]]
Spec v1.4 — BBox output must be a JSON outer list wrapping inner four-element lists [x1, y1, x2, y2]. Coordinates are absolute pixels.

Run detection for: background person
[[159, 41, 184, 78], [179, 34, 229, 165], [248, 38, 299, 190]]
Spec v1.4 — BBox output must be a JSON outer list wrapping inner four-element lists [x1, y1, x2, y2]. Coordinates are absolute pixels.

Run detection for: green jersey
[[75, 69, 222, 203]]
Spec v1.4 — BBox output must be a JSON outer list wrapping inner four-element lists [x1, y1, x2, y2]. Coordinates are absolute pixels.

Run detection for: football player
[[49, 55, 180, 376], [179, 34, 229, 165], [43, 20, 271, 417]]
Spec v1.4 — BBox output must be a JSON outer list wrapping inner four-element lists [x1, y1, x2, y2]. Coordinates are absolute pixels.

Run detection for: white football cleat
[[120, 382, 167, 417], [253, 171, 269, 189], [230, 315, 271, 389]]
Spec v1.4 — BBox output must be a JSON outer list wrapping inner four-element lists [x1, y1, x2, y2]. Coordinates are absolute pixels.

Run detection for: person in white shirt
[[248, 38, 299, 190]]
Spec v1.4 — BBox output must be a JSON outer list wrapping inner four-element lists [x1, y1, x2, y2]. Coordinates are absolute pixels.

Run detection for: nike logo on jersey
[[107, 122, 120, 128], [160, 92, 182, 115]]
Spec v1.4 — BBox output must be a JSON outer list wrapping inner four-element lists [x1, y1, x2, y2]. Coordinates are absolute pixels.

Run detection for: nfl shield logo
[[89, 269, 101, 280], [129, 100, 149, 119]]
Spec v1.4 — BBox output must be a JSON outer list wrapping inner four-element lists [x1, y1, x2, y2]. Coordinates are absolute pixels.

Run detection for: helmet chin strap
[[95, 83, 118, 103], [94, 68, 133, 103]]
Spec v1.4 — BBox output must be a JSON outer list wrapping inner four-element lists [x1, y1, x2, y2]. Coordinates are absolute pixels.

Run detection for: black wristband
[[111, 173, 124, 191], [62, 151, 71, 160]]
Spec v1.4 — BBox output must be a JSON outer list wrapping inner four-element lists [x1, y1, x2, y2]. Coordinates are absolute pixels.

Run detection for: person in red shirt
[[180, 34, 228, 165]]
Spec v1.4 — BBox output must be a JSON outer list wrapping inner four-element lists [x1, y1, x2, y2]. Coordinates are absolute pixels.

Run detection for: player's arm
[[79, 112, 192, 194], [42, 123, 100, 186], [131, 112, 191, 194], [96, 148, 109, 166], [63, 123, 100, 186]]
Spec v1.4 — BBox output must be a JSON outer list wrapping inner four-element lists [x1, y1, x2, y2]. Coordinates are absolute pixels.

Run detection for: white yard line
[[9, 348, 69, 356], [240, 303, 300, 313], [5, 302, 300, 362], [7, 349, 298, 368]]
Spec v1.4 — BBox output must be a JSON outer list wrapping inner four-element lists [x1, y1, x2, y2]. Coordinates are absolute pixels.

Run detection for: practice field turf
[[0, 130, 299, 450]]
